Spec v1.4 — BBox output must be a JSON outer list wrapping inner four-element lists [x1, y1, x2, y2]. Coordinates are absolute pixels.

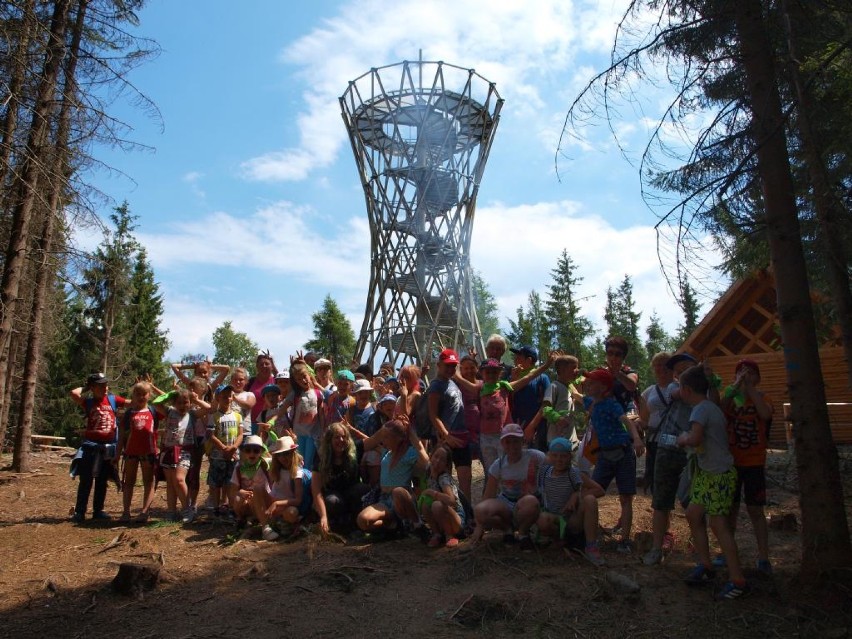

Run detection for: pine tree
[[545, 249, 595, 361], [645, 312, 675, 359], [603, 275, 647, 376], [507, 291, 550, 362], [676, 281, 700, 344], [304, 295, 356, 368], [125, 248, 170, 384], [471, 270, 500, 343]]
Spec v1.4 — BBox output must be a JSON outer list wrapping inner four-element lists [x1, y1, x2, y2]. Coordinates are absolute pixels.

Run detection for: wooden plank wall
[[706, 347, 851, 447]]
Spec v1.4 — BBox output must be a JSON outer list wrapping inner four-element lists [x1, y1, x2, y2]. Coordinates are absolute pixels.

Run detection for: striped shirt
[[538, 464, 582, 514]]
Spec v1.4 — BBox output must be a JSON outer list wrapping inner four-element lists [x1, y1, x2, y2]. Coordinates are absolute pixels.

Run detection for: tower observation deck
[[340, 60, 503, 369]]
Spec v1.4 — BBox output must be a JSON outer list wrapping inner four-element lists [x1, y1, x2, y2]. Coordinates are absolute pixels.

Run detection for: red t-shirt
[[248, 375, 275, 422], [123, 407, 159, 456], [83, 394, 127, 442]]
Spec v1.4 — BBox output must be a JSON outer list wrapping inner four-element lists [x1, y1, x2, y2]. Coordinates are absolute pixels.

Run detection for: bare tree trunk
[[781, 0, 852, 390], [0, 0, 72, 436], [12, 0, 88, 473], [0, 333, 21, 452], [733, 0, 852, 580]]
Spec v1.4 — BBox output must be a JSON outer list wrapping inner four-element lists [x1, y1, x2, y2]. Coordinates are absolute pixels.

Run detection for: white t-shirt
[[268, 467, 307, 500], [488, 448, 546, 501]]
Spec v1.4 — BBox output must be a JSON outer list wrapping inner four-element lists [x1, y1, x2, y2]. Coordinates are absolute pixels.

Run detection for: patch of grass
[[146, 519, 180, 529]]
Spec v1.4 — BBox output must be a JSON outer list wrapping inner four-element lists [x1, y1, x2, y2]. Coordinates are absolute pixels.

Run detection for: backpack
[[414, 390, 433, 439]]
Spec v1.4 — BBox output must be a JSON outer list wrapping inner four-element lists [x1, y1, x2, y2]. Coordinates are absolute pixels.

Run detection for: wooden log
[[111, 562, 162, 597]]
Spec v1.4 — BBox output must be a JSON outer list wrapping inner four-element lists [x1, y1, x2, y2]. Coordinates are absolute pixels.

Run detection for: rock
[[605, 571, 641, 594]]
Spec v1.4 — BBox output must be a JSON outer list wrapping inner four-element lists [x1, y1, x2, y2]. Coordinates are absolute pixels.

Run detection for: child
[[69, 373, 128, 522], [325, 369, 355, 424], [203, 384, 244, 517], [394, 364, 422, 422], [255, 436, 312, 541], [469, 423, 546, 550], [229, 367, 256, 434], [274, 362, 323, 468], [185, 377, 210, 513], [420, 445, 466, 548], [536, 438, 605, 564], [720, 358, 774, 575], [347, 379, 376, 435], [357, 393, 395, 486], [170, 358, 230, 402], [677, 365, 749, 599], [116, 382, 159, 523], [229, 435, 270, 527], [583, 368, 645, 554], [525, 354, 585, 448], [454, 353, 557, 483], [153, 388, 203, 523]]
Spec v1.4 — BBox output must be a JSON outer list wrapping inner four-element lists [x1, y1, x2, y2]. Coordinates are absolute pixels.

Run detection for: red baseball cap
[[438, 348, 459, 364], [583, 368, 614, 391], [735, 358, 760, 376]]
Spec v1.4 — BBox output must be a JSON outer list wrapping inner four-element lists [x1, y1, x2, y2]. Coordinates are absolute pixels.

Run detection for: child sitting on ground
[[420, 445, 466, 549], [535, 437, 605, 564], [677, 365, 749, 600], [229, 435, 270, 528], [254, 436, 312, 541]]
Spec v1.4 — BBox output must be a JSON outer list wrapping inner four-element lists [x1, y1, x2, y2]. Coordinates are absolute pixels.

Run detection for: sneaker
[[662, 531, 676, 552], [712, 554, 727, 568], [135, 512, 149, 524], [119, 512, 131, 523], [70, 512, 85, 523], [684, 564, 716, 585], [518, 536, 535, 551], [756, 559, 773, 576], [584, 544, 606, 567], [428, 534, 444, 548], [91, 511, 112, 521], [502, 532, 517, 545], [445, 537, 460, 549], [717, 580, 752, 600], [181, 509, 196, 524], [643, 548, 663, 566], [262, 525, 280, 541], [616, 540, 633, 554]]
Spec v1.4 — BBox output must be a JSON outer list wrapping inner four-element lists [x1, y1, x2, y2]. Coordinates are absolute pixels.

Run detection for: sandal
[[428, 534, 444, 548], [445, 537, 460, 549]]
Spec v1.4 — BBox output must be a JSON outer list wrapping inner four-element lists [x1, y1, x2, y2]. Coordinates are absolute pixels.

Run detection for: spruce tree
[[545, 249, 594, 362], [304, 295, 356, 368]]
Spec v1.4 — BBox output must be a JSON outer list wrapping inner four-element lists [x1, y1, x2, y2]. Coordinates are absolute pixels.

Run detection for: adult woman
[[312, 422, 370, 534], [246, 352, 277, 426], [356, 419, 428, 535]]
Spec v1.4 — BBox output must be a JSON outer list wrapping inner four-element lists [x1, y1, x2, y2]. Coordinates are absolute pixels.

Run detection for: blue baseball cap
[[510, 345, 538, 362], [377, 393, 397, 405], [549, 437, 576, 453]]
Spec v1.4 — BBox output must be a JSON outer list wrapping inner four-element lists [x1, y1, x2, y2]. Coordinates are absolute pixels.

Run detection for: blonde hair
[[270, 448, 303, 483], [651, 352, 672, 366], [131, 381, 151, 397]]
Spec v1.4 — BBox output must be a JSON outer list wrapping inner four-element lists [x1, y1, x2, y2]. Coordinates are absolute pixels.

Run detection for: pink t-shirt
[[479, 388, 512, 435], [248, 375, 275, 422]]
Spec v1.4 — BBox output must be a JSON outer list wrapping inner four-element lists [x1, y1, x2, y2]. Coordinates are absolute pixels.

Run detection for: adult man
[[426, 348, 471, 497]]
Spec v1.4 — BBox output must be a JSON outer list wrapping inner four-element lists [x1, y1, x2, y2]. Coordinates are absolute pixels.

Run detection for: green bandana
[[480, 380, 513, 397]]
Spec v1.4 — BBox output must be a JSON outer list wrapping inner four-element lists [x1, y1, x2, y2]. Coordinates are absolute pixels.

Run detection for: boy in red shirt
[[69, 373, 128, 522]]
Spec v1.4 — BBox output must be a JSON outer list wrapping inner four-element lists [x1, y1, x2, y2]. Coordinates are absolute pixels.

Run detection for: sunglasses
[[243, 447, 263, 454]]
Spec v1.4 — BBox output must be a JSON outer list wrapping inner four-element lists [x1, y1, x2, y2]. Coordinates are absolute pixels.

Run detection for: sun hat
[[314, 358, 332, 369], [87, 372, 109, 385], [510, 345, 538, 362], [352, 379, 373, 393], [268, 436, 298, 455], [242, 435, 264, 449], [665, 353, 697, 370], [336, 369, 355, 382], [583, 368, 614, 391], [438, 348, 459, 364], [500, 423, 524, 440], [261, 384, 280, 396]]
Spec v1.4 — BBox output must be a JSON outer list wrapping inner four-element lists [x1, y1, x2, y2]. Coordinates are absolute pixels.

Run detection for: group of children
[[68, 339, 773, 600]]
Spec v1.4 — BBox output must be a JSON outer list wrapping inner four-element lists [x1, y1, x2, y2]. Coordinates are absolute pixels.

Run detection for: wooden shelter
[[679, 269, 851, 447]]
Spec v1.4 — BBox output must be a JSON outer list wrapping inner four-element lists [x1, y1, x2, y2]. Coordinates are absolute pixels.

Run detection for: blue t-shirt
[[512, 374, 551, 425], [380, 446, 418, 488], [351, 405, 375, 434], [583, 395, 629, 447]]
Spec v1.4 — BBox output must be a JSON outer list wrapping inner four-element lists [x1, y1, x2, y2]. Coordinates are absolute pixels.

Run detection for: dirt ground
[[0, 449, 850, 639]]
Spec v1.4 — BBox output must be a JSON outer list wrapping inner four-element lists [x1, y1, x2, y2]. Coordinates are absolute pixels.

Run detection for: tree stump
[[111, 562, 161, 597]]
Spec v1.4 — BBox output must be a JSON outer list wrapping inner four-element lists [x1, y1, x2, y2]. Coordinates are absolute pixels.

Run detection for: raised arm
[[509, 350, 559, 392]]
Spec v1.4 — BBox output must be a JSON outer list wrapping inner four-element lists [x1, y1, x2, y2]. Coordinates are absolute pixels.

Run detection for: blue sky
[[85, 0, 724, 363]]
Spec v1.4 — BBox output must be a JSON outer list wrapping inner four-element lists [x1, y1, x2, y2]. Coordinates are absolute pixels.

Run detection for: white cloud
[[241, 0, 633, 183]]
